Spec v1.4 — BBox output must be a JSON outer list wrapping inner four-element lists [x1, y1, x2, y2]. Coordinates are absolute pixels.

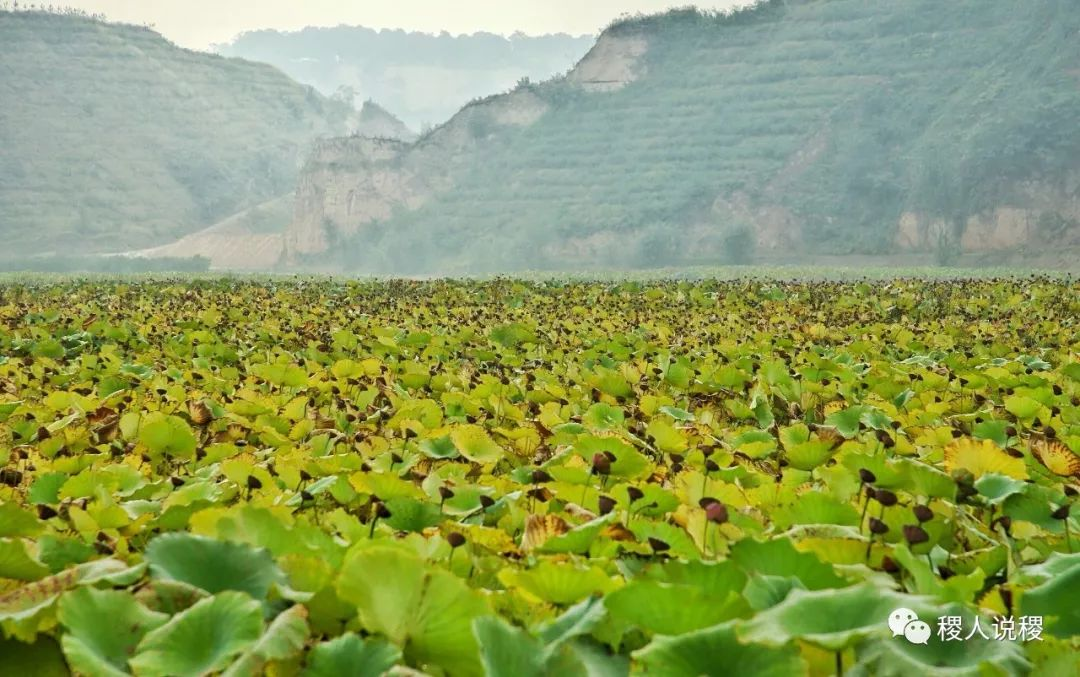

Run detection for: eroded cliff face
[[893, 175, 1080, 253], [284, 33, 648, 263], [287, 137, 416, 258]]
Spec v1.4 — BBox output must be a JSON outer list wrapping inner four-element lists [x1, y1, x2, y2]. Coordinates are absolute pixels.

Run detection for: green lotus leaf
[[208, 505, 340, 563], [645, 419, 689, 454], [1015, 552, 1080, 585], [574, 435, 651, 479], [0, 537, 50, 581], [658, 406, 694, 422], [779, 423, 811, 448], [0, 636, 69, 677], [663, 360, 694, 389], [633, 621, 806, 677], [138, 413, 197, 460], [732, 429, 777, 458], [549, 638, 630, 677], [584, 403, 626, 429], [28, 472, 68, 506], [32, 338, 65, 359], [629, 521, 699, 560], [490, 322, 535, 348], [842, 453, 905, 490], [0, 558, 139, 622], [729, 538, 848, 590], [892, 546, 986, 604], [742, 575, 806, 611], [824, 406, 868, 438], [605, 581, 749, 635], [473, 615, 545, 677], [972, 420, 1011, 448], [330, 359, 365, 379], [145, 533, 283, 599], [335, 545, 488, 676], [615, 483, 679, 517], [1063, 362, 1080, 383], [1003, 395, 1042, 421], [221, 605, 310, 677], [537, 595, 607, 646], [892, 458, 956, 500], [1021, 560, 1080, 638], [450, 425, 506, 463], [0, 400, 23, 422], [851, 610, 1030, 677], [135, 580, 209, 616], [383, 497, 443, 533], [498, 560, 616, 606], [739, 583, 932, 651], [250, 363, 308, 388], [130, 591, 264, 677], [859, 407, 893, 431], [0, 503, 44, 538], [974, 473, 1027, 505], [554, 423, 588, 436], [783, 525, 878, 566], [594, 368, 634, 398], [785, 440, 836, 471], [1003, 483, 1074, 533], [418, 435, 460, 459], [773, 492, 860, 529], [302, 634, 401, 677], [946, 544, 1007, 579], [647, 559, 748, 597], [538, 514, 616, 554], [58, 587, 169, 677], [37, 535, 95, 573]]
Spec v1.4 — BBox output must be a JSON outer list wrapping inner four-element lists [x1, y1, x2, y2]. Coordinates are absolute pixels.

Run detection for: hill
[[0, 10, 354, 258], [217, 26, 595, 129], [287, 0, 1080, 274]]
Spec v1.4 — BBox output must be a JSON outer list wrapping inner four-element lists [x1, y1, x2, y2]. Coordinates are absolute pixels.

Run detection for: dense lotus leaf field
[[0, 277, 1078, 676]]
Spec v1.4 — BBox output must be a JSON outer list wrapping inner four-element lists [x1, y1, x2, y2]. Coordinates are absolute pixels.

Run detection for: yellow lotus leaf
[[520, 513, 569, 552], [944, 438, 1027, 480], [1031, 439, 1080, 478]]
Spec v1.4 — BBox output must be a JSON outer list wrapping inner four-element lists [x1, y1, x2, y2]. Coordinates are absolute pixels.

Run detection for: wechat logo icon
[[889, 608, 931, 645]]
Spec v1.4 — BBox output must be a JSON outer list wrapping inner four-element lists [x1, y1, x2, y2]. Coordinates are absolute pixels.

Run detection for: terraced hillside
[[0, 10, 354, 257], [289, 0, 1080, 273]]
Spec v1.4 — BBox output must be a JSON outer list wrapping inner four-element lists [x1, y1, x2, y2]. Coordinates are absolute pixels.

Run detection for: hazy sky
[[61, 1, 744, 49]]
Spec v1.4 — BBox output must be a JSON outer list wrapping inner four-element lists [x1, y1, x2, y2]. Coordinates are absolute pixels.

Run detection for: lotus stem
[[835, 650, 843, 677], [858, 491, 870, 534]]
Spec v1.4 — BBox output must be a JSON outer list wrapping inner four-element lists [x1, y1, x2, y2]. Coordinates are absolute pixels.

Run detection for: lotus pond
[[0, 277, 1078, 676]]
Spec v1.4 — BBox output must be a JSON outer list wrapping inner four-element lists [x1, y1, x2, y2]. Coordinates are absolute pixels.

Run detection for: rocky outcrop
[[894, 175, 1080, 253], [285, 87, 553, 262], [566, 33, 649, 92]]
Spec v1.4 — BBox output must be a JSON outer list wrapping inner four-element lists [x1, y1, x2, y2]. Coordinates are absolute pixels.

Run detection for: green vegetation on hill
[[329, 0, 1080, 273], [0, 10, 353, 257]]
